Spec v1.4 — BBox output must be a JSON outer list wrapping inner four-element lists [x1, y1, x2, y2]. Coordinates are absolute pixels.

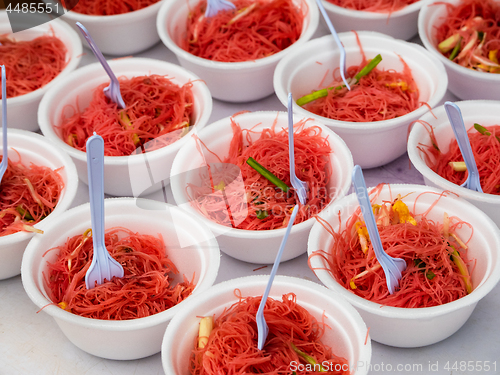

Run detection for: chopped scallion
[[246, 157, 289, 192]]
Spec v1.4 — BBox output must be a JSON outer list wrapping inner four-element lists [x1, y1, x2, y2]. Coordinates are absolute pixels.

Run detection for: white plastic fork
[[352, 165, 406, 294], [205, 0, 236, 17], [444, 101, 483, 193], [76, 22, 126, 109], [255, 204, 299, 350], [0, 65, 8, 183], [85, 134, 124, 289], [315, 0, 350, 90], [287, 93, 308, 204]]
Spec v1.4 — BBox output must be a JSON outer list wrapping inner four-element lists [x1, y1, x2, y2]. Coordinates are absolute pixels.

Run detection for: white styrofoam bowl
[[0, 11, 82, 131], [21, 198, 220, 360], [38, 57, 212, 197], [170, 111, 353, 264], [319, 0, 424, 40], [0, 129, 79, 280], [60, 0, 164, 55], [274, 31, 448, 169], [162, 275, 372, 375], [418, 0, 500, 100], [308, 184, 500, 347], [156, 0, 319, 102], [408, 100, 500, 227]]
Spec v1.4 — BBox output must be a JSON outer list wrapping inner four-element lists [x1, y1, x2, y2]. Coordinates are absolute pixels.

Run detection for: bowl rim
[[0, 11, 83, 105], [170, 110, 354, 239], [37, 57, 213, 165], [320, 0, 424, 18], [60, 0, 164, 22], [161, 274, 372, 375], [407, 100, 500, 203], [0, 128, 79, 246], [274, 31, 448, 131], [156, 0, 320, 70], [417, 0, 500, 82], [307, 183, 500, 319], [21, 197, 221, 330]]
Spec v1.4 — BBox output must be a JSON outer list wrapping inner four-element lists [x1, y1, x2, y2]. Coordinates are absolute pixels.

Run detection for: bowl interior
[[2, 130, 77, 230], [41, 58, 210, 157], [160, 0, 316, 66], [275, 32, 446, 129], [408, 100, 500, 201], [163, 275, 370, 375], [0, 13, 82, 103], [26, 199, 217, 318], [309, 184, 500, 313], [171, 111, 352, 234], [322, 0, 423, 18]]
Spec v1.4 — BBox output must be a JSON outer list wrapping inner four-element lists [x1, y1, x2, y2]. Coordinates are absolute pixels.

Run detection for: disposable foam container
[[21, 198, 221, 360], [162, 275, 372, 375], [308, 184, 500, 347]]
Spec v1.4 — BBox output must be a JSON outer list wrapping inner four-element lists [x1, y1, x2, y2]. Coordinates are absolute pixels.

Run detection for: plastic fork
[[352, 165, 406, 294], [444, 101, 483, 193], [0, 65, 8, 183], [85, 134, 124, 289], [205, 0, 235, 17], [76, 22, 126, 109], [287, 93, 308, 204], [256, 204, 299, 350], [315, 0, 350, 90]]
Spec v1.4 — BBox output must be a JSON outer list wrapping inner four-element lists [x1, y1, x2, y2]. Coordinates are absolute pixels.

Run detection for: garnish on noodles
[[296, 35, 420, 122], [57, 74, 194, 156], [325, 0, 419, 13], [187, 117, 332, 230], [0, 155, 63, 236], [191, 292, 349, 374], [183, 0, 304, 62], [417, 121, 500, 195], [310, 185, 473, 307], [434, 0, 500, 73], [44, 227, 195, 320], [64, 0, 160, 15], [0, 35, 67, 99]]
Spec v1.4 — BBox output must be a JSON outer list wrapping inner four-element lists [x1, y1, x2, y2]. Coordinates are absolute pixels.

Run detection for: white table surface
[[1, 17, 499, 375]]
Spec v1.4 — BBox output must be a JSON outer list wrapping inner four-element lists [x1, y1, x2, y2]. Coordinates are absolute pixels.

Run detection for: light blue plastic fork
[[0, 65, 8, 183], [76, 22, 126, 109], [444, 101, 483, 193], [315, 0, 350, 90], [287, 93, 308, 204], [85, 134, 124, 289], [255, 97, 309, 350], [256, 204, 299, 350], [352, 165, 406, 294], [205, 0, 235, 17]]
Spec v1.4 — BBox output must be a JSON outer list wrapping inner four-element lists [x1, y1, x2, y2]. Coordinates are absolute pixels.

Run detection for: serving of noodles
[[297, 33, 420, 122], [44, 227, 195, 320], [64, 0, 161, 15], [310, 185, 473, 307], [417, 121, 500, 195], [325, 0, 419, 13], [183, 0, 304, 62], [57, 74, 194, 156], [434, 0, 500, 73], [190, 292, 350, 374], [0, 156, 64, 236], [0, 35, 67, 99], [187, 116, 332, 230]]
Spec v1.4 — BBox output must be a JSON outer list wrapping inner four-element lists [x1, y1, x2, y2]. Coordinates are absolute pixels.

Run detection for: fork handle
[[1, 65, 7, 162], [87, 134, 106, 249]]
